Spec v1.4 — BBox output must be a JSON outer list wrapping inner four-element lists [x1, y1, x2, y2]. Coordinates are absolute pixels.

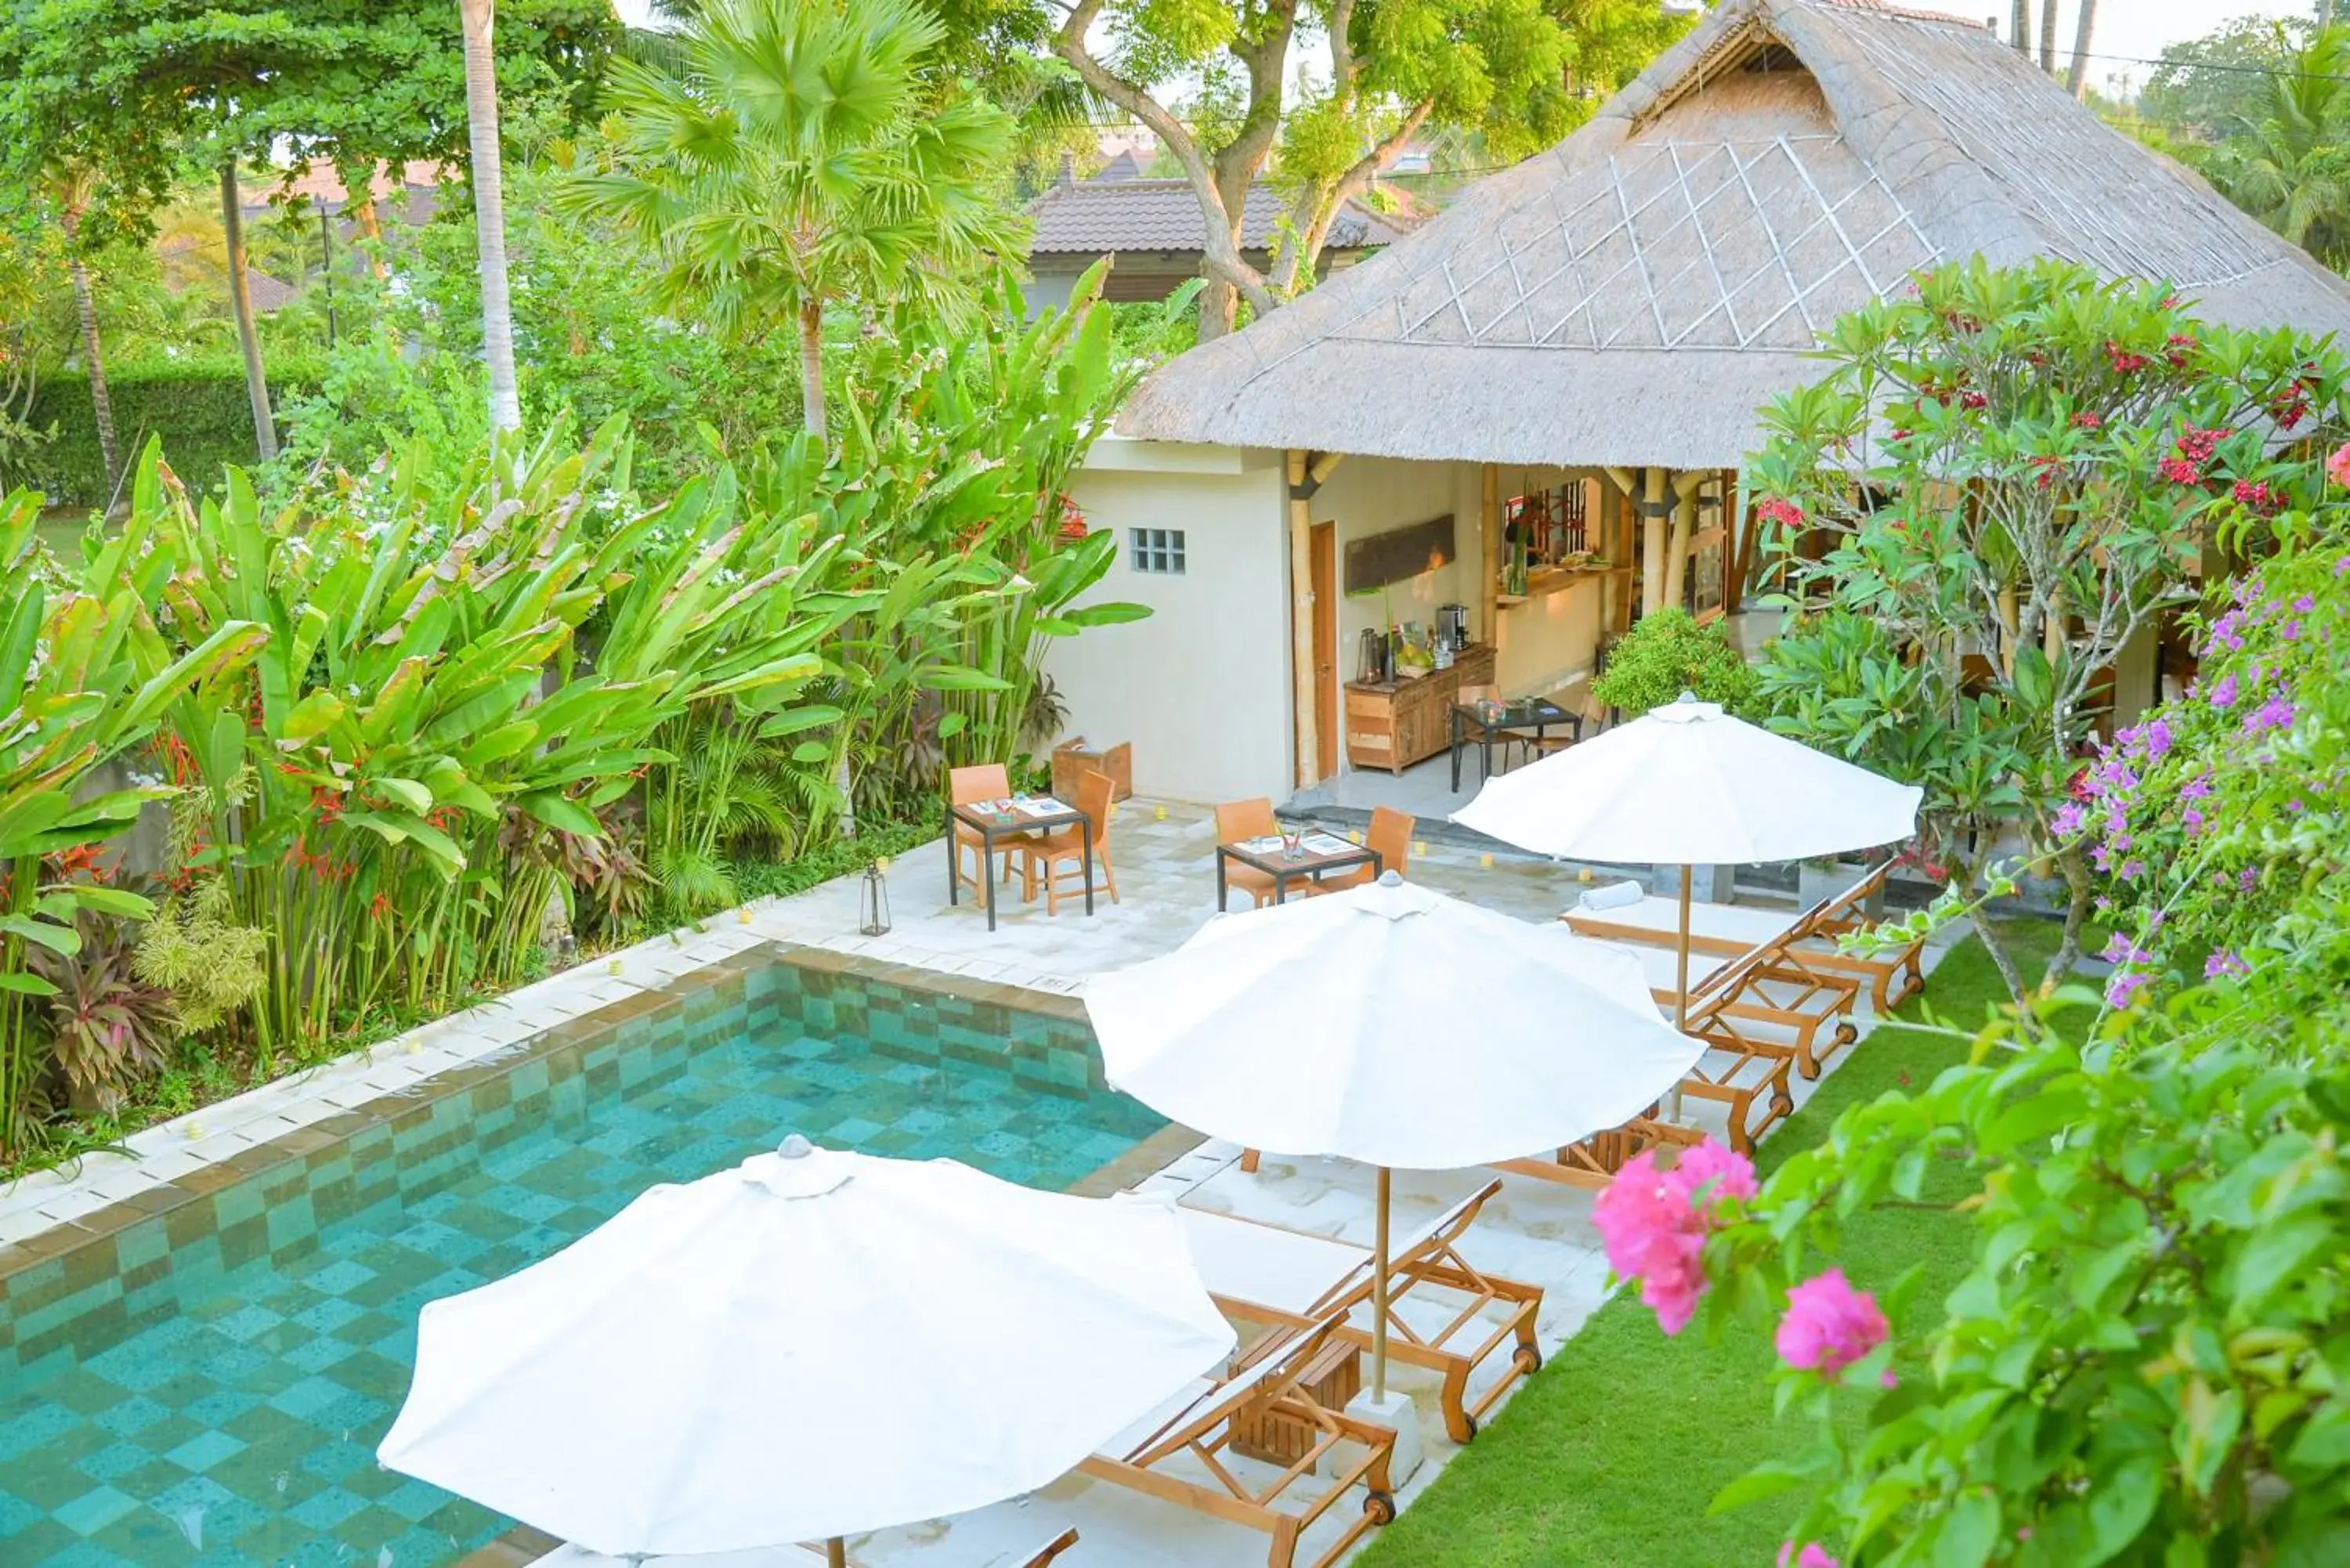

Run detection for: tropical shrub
[[0, 482, 265, 1155], [1748, 258, 2348, 999], [1592, 605, 1758, 717], [1595, 530, 2350, 1566], [27, 357, 327, 508], [138, 422, 844, 1055]]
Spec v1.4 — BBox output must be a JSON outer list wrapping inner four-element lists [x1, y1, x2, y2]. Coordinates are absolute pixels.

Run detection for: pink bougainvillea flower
[[1776, 1543, 1840, 1568], [2326, 443, 2350, 488], [1592, 1138, 1756, 1337], [1775, 1269, 1889, 1377], [1674, 1138, 1759, 1214]]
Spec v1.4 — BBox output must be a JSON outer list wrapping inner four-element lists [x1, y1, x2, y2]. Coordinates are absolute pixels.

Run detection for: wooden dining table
[[948, 795, 1094, 931], [1215, 832, 1383, 906]]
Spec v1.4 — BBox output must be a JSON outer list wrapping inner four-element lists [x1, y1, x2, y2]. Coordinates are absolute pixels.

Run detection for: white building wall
[[1047, 440, 1292, 804]]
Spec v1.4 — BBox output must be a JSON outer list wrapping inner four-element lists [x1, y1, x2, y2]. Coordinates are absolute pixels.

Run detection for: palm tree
[[219, 161, 277, 462], [460, 0, 522, 432], [2066, 0, 2097, 99], [2207, 25, 2350, 268], [561, 0, 1020, 444], [48, 168, 120, 499]]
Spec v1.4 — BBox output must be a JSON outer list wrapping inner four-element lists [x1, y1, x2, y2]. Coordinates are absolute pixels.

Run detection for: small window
[[1130, 527, 1187, 575]]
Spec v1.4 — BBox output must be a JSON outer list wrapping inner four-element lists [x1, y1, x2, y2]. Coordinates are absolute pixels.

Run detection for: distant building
[[1024, 156, 1419, 310]]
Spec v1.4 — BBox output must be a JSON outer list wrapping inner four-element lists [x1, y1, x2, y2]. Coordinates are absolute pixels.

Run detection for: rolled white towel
[[1578, 878, 1646, 912]]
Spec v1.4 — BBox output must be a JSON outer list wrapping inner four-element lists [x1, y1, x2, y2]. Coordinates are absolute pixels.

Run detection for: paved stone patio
[[0, 797, 1961, 1568]]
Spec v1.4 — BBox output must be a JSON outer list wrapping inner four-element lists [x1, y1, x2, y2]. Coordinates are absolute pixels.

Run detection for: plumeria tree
[[1748, 259, 2348, 1001]]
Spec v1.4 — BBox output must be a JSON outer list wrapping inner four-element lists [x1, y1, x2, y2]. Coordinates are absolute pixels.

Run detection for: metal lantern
[[859, 858, 891, 937]]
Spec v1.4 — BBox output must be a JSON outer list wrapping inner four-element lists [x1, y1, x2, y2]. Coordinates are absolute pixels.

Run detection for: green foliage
[[1591, 606, 1757, 718], [2062, 543, 2350, 1017], [2193, 25, 2350, 270], [28, 912, 175, 1116], [24, 358, 325, 508], [2141, 16, 2310, 144], [0, 484, 267, 1156], [1748, 259, 2347, 998], [267, 157, 804, 499], [562, 0, 1022, 435]]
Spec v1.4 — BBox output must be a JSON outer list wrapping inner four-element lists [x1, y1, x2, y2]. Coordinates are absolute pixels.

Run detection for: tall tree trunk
[[2008, 0, 2030, 55], [2065, 0, 2097, 98], [56, 202, 121, 498], [797, 297, 827, 443], [337, 158, 391, 280], [2037, 0, 2059, 73], [460, 0, 522, 433], [219, 163, 277, 463]]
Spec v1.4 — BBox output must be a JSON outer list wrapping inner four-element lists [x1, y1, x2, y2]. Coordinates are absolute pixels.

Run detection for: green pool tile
[[0, 952, 1160, 1566]]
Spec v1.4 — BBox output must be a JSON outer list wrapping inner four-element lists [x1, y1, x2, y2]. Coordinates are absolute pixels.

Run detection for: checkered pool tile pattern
[[0, 949, 1160, 1566]]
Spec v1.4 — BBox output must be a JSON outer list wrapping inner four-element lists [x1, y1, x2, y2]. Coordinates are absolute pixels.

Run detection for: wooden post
[[1640, 467, 1667, 616], [1479, 464, 1500, 645], [1287, 450, 1320, 790], [1724, 469, 1751, 616], [1663, 474, 1699, 610]]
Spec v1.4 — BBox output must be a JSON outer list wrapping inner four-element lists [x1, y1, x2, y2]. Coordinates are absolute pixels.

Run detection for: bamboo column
[[1640, 468, 1668, 615], [1480, 464, 1500, 644], [1663, 479, 1698, 610], [1287, 450, 1319, 789]]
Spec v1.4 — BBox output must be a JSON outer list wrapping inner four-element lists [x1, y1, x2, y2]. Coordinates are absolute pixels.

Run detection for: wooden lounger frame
[[1565, 901, 1863, 1081], [1079, 1315, 1397, 1568], [1191, 1181, 1542, 1443], [1795, 862, 1926, 1013], [1491, 1113, 1705, 1186]]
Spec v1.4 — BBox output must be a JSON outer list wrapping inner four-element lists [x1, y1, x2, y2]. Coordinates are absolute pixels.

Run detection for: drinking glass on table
[[1281, 829, 1303, 860]]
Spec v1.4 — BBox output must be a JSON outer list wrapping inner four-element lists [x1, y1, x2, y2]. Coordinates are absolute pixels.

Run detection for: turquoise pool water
[[0, 952, 1160, 1566]]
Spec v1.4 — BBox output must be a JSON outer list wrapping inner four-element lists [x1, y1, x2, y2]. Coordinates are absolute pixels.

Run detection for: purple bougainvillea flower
[[2206, 950, 2250, 978], [2106, 970, 2151, 1009], [2208, 673, 2240, 709]]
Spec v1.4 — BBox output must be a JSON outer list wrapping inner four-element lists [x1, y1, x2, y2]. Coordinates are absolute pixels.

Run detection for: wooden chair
[[949, 763, 1016, 899], [1014, 768, 1119, 913], [1078, 1313, 1397, 1568], [1217, 797, 1285, 910], [1179, 1180, 1542, 1443], [1319, 807, 1412, 891]]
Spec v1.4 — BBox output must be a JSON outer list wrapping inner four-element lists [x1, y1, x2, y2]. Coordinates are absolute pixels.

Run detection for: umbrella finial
[[1378, 869, 1404, 887], [779, 1133, 815, 1158]]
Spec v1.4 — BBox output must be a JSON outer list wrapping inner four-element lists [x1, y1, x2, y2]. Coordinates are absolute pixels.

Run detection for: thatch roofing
[[1118, 0, 2350, 469], [1029, 174, 1415, 258]]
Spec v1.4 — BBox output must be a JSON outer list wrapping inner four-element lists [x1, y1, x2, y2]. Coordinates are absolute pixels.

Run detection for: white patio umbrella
[[1085, 876, 1703, 1398], [1452, 692, 1922, 1028], [378, 1140, 1235, 1566]]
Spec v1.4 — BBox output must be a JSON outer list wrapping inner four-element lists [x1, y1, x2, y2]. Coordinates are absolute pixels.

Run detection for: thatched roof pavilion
[[1119, 0, 2350, 470]]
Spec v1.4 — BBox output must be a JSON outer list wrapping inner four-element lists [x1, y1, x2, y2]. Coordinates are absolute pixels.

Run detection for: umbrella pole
[[828, 1538, 847, 1568], [1372, 1165, 1391, 1402], [1670, 865, 1693, 1120]]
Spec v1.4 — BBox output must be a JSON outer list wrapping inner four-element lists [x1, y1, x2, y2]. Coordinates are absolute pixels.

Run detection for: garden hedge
[[23, 357, 323, 506]]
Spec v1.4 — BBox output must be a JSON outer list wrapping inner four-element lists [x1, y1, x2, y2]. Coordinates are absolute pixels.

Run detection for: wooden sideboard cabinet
[[1343, 645, 1495, 775]]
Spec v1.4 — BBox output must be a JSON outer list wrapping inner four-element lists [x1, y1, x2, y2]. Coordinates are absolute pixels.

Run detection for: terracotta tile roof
[[1028, 175, 1416, 257]]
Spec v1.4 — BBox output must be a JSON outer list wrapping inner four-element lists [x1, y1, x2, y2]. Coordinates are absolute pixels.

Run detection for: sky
[[609, 0, 2312, 103]]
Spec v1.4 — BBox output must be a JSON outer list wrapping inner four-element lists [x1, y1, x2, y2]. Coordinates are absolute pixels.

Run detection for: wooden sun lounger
[[1079, 1314, 1397, 1568], [1178, 1180, 1542, 1443], [1566, 905, 1863, 1081], [541, 1530, 1079, 1567], [1566, 865, 1922, 1013]]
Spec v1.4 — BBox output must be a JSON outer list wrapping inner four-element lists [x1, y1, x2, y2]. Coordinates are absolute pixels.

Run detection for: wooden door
[[1311, 521, 1338, 779]]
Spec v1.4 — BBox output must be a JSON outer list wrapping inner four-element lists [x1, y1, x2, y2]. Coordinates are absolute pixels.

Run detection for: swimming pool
[[0, 946, 1164, 1566]]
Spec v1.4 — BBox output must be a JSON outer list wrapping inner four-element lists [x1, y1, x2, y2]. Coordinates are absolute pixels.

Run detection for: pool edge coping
[[0, 941, 1132, 1290]]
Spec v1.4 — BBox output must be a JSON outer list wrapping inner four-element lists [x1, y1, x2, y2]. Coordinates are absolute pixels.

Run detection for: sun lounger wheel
[[1835, 1021, 1857, 1046], [1364, 1491, 1397, 1525], [1514, 1345, 1543, 1375]]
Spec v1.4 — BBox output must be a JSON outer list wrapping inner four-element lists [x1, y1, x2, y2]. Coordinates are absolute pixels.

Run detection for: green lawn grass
[[1359, 923, 2066, 1567]]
